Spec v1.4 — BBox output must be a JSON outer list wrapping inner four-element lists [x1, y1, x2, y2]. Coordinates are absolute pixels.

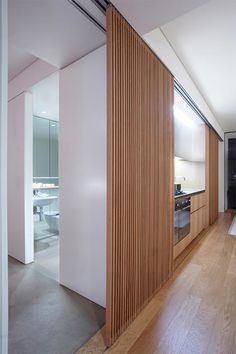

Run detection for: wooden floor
[[79, 212, 236, 354]]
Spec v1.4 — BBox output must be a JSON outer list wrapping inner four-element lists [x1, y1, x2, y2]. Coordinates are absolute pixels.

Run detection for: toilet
[[44, 211, 59, 234]]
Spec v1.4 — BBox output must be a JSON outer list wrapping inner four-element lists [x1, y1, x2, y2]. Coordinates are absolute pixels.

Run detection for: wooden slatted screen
[[106, 5, 174, 346], [209, 129, 219, 224], [205, 126, 210, 228]]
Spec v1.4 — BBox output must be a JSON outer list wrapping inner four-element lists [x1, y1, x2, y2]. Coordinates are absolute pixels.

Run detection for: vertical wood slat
[[205, 126, 219, 226], [209, 129, 219, 224], [106, 5, 174, 346]]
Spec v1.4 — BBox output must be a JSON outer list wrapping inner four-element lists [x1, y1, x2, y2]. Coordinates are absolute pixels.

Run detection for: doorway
[[225, 132, 236, 210], [7, 1, 107, 353], [31, 73, 60, 281], [8, 65, 106, 353]]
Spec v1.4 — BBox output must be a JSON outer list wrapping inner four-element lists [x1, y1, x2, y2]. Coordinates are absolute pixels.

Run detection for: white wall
[[175, 160, 205, 191], [8, 59, 57, 101], [144, 28, 224, 140], [0, 0, 8, 351], [8, 92, 34, 264], [59, 45, 106, 307]]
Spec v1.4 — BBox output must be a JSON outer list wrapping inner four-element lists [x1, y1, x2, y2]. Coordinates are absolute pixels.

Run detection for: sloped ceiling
[[111, 0, 210, 34], [8, 45, 37, 81], [8, 0, 106, 80]]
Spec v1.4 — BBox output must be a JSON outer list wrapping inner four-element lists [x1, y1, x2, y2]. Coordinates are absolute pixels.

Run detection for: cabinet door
[[199, 193, 206, 209], [191, 195, 199, 213], [191, 206, 205, 239], [202, 206, 208, 230], [191, 210, 198, 239], [191, 192, 206, 213], [198, 207, 204, 235]]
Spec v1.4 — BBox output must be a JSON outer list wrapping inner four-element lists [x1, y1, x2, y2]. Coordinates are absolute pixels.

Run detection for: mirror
[[33, 116, 59, 179]]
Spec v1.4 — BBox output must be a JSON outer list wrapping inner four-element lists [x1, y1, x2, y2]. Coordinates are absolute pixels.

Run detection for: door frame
[[0, 0, 8, 352]]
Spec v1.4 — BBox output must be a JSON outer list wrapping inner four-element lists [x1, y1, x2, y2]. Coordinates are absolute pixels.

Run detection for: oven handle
[[182, 206, 190, 211]]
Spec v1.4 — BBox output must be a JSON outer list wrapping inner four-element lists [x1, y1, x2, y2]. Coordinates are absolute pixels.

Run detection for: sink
[[33, 195, 58, 221], [33, 195, 58, 207]]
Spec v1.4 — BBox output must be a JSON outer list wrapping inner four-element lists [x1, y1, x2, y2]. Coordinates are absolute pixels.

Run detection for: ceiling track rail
[[174, 79, 223, 141], [67, 0, 106, 33], [90, 0, 110, 14]]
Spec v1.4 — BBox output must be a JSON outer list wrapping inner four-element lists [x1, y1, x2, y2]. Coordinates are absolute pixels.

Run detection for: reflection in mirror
[[33, 116, 59, 244]]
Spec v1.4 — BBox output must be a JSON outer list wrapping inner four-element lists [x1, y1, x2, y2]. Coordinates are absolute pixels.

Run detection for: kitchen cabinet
[[191, 192, 206, 213], [174, 93, 205, 162], [191, 192, 206, 238], [174, 192, 207, 259], [191, 205, 205, 239]]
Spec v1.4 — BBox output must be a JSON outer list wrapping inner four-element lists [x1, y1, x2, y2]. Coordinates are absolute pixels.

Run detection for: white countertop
[[175, 189, 205, 199]]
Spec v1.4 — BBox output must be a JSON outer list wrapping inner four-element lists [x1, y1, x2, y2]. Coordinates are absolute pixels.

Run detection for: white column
[[0, 0, 8, 352], [8, 92, 34, 264]]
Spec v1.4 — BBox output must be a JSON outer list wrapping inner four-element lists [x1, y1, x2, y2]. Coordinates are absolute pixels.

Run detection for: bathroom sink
[[33, 195, 58, 207]]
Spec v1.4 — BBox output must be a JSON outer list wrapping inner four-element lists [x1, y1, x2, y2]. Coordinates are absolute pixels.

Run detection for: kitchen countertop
[[174, 189, 205, 199], [33, 186, 59, 190]]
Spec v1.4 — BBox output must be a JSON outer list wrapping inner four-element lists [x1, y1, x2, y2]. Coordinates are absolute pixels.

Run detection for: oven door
[[178, 205, 190, 242], [174, 209, 180, 245]]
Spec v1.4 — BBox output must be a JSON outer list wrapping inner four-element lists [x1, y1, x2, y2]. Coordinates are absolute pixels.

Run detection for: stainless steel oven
[[174, 196, 191, 245]]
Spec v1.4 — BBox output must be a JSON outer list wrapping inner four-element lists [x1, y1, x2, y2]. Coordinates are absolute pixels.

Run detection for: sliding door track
[[67, 0, 109, 33]]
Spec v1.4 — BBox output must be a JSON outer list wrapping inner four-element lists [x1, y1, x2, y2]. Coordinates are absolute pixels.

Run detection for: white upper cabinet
[[174, 93, 205, 162]]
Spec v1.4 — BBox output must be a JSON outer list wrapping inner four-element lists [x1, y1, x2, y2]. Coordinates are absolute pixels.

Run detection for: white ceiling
[[8, 0, 106, 80], [161, 0, 236, 132], [30, 72, 59, 121], [111, 0, 210, 34], [8, 44, 37, 81], [9, 0, 236, 133]]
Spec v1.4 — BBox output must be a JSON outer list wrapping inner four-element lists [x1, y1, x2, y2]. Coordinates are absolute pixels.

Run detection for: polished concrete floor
[[34, 235, 59, 281], [34, 219, 57, 240], [9, 257, 105, 354]]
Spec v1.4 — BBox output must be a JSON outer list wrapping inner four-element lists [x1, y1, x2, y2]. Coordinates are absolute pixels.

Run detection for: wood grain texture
[[174, 192, 207, 260], [191, 192, 206, 213], [105, 212, 236, 354], [207, 128, 219, 225], [205, 126, 210, 229], [76, 327, 106, 354], [106, 5, 174, 346]]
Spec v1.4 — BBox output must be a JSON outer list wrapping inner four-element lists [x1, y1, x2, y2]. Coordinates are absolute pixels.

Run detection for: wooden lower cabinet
[[191, 206, 205, 239], [191, 192, 206, 213], [174, 192, 207, 260]]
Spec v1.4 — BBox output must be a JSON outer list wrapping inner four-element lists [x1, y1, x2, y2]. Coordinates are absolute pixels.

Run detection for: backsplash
[[175, 159, 205, 190]]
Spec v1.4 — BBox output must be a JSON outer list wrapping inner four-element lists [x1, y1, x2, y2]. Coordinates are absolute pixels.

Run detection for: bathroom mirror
[[33, 116, 59, 179]]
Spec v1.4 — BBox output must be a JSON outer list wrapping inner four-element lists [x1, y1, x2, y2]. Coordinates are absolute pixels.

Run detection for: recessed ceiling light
[[41, 111, 47, 114]]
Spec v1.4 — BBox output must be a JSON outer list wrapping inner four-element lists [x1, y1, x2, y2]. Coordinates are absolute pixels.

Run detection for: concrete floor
[[34, 219, 57, 240], [9, 257, 105, 354], [34, 235, 59, 281]]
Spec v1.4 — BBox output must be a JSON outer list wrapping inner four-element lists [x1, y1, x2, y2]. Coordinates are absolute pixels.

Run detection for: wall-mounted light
[[41, 111, 47, 114]]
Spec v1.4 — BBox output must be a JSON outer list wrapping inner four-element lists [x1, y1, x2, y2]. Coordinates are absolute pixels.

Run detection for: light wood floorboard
[[79, 212, 236, 354]]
